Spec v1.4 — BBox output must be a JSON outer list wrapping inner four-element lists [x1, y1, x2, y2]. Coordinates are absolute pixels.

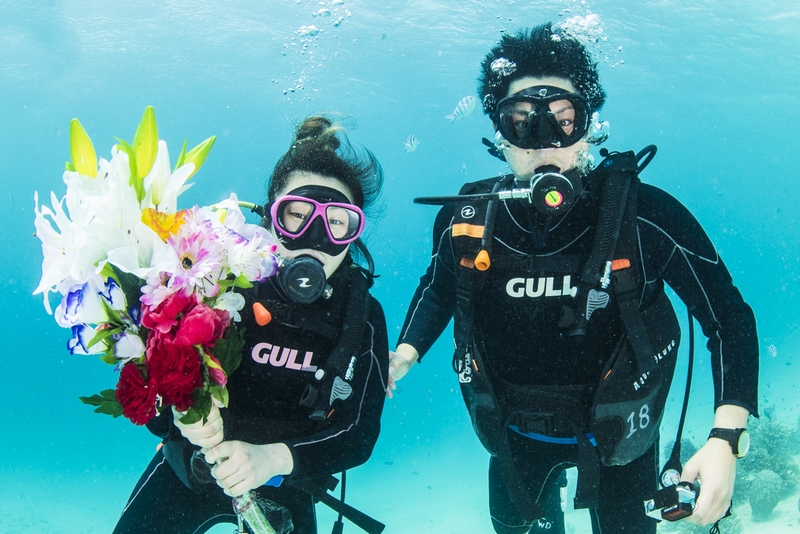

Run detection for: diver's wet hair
[[268, 115, 383, 214], [478, 23, 606, 117]]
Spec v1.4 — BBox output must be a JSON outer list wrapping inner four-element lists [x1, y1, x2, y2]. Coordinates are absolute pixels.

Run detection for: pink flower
[[141, 291, 198, 335], [174, 304, 230, 347], [165, 209, 224, 298], [206, 352, 227, 388]]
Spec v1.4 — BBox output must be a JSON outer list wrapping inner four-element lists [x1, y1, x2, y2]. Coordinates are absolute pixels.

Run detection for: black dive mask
[[493, 86, 590, 150], [525, 165, 584, 215], [276, 255, 331, 304]]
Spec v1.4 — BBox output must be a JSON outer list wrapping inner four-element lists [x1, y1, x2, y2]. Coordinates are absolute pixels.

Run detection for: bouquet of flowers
[[33, 107, 278, 427]]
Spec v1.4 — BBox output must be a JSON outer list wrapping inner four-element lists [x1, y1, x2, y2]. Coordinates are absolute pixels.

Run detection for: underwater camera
[[644, 481, 697, 522]]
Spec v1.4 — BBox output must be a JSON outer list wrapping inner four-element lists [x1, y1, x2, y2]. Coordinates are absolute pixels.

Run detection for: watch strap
[[708, 427, 746, 456]]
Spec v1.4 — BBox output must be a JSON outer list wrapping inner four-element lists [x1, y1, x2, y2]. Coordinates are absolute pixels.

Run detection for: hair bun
[[295, 116, 340, 151]]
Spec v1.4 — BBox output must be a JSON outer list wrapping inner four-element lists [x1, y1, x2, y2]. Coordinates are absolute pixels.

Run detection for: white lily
[[142, 140, 195, 213]]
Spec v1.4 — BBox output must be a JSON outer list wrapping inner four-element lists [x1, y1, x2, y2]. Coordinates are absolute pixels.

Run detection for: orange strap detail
[[611, 258, 631, 271], [452, 223, 484, 238]]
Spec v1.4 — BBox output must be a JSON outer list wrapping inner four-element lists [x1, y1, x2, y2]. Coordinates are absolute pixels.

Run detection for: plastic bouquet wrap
[[33, 107, 280, 533]]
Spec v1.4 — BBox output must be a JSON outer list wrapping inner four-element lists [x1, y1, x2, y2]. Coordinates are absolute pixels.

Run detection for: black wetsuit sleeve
[[397, 204, 458, 360], [282, 296, 389, 480], [637, 185, 759, 416]]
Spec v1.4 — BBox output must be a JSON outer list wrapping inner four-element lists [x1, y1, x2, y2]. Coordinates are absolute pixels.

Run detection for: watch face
[[737, 430, 750, 457]]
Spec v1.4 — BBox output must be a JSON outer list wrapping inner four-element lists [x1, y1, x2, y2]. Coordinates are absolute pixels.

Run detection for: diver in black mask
[[390, 22, 756, 534]]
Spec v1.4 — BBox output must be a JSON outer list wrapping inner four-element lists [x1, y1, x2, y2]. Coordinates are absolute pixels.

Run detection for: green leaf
[[216, 279, 233, 294], [231, 274, 253, 289], [87, 326, 121, 350], [133, 106, 159, 179], [179, 389, 212, 425], [65, 162, 76, 172], [209, 385, 229, 408], [115, 137, 144, 202], [79, 390, 123, 418], [100, 350, 118, 365], [104, 263, 144, 307], [212, 324, 245, 377]]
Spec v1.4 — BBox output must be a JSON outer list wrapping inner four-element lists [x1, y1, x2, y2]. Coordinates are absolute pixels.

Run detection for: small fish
[[446, 95, 477, 123], [767, 343, 777, 358], [403, 134, 420, 153]]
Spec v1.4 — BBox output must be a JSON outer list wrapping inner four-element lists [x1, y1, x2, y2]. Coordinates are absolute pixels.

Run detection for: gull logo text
[[251, 343, 318, 372], [506, 276, 578, 298]]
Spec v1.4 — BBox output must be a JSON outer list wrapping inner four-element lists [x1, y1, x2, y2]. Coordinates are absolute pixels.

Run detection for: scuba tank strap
[[300, 264, 373, 420], [610, 176, 662, 376], [452, 176, 511, 375], [570, 149, 641, 336]]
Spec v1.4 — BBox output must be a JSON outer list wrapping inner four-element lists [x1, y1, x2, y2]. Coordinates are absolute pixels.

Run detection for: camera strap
[[659, 309, 695, 483]]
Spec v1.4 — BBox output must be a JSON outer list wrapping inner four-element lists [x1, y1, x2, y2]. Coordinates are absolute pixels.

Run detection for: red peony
[[174, 304, 230, 347], [146, 330, 203, 412], [142, 291, 198, 334], [116, 361, 158, 425]]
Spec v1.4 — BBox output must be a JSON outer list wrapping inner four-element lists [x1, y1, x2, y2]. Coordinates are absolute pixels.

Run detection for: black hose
[[579, 153, 633, 285]]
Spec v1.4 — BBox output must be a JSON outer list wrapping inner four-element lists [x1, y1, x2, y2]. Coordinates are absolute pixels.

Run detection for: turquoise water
[[2, 0, 799, 532]]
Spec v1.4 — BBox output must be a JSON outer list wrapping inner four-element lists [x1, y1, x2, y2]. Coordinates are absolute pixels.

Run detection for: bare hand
[[680, 438, 737, 525], [173, 403, 224, 450], [204, 441, 294, 497], [386, 344, 419, 398]]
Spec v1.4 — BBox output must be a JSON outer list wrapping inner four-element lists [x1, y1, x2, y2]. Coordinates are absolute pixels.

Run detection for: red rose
[[174, 304, 230, 347], [116, 361, 158, 426], [147, 331, 203, 412], [142, 291, 198, 334]]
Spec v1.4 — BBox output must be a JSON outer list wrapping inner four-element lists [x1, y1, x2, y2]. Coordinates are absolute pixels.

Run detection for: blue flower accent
[[67, 324, 94, 355], [100, 278, 126, 310], [129, 304, 142, 326]]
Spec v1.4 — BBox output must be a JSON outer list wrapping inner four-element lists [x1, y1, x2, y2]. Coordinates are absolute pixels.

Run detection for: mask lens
[[548, 99, 577, 136], [498, 102, 535, 143], [325, 205, 362, 241], [277, 199, 315, 236]]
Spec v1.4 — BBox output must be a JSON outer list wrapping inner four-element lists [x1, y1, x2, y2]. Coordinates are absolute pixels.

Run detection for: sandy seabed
[[3, 448, 799, 534]]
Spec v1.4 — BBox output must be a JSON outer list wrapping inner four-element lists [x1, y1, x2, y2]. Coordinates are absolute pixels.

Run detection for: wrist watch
[[708, 427, 750, 458]]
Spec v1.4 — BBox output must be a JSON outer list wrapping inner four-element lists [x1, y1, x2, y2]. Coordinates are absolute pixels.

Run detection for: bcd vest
[[451, 149, 681, 514]]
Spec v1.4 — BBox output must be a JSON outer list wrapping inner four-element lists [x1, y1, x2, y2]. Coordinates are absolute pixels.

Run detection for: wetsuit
[[398, 172, 758, 534], [114, 264, 389, 534]]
